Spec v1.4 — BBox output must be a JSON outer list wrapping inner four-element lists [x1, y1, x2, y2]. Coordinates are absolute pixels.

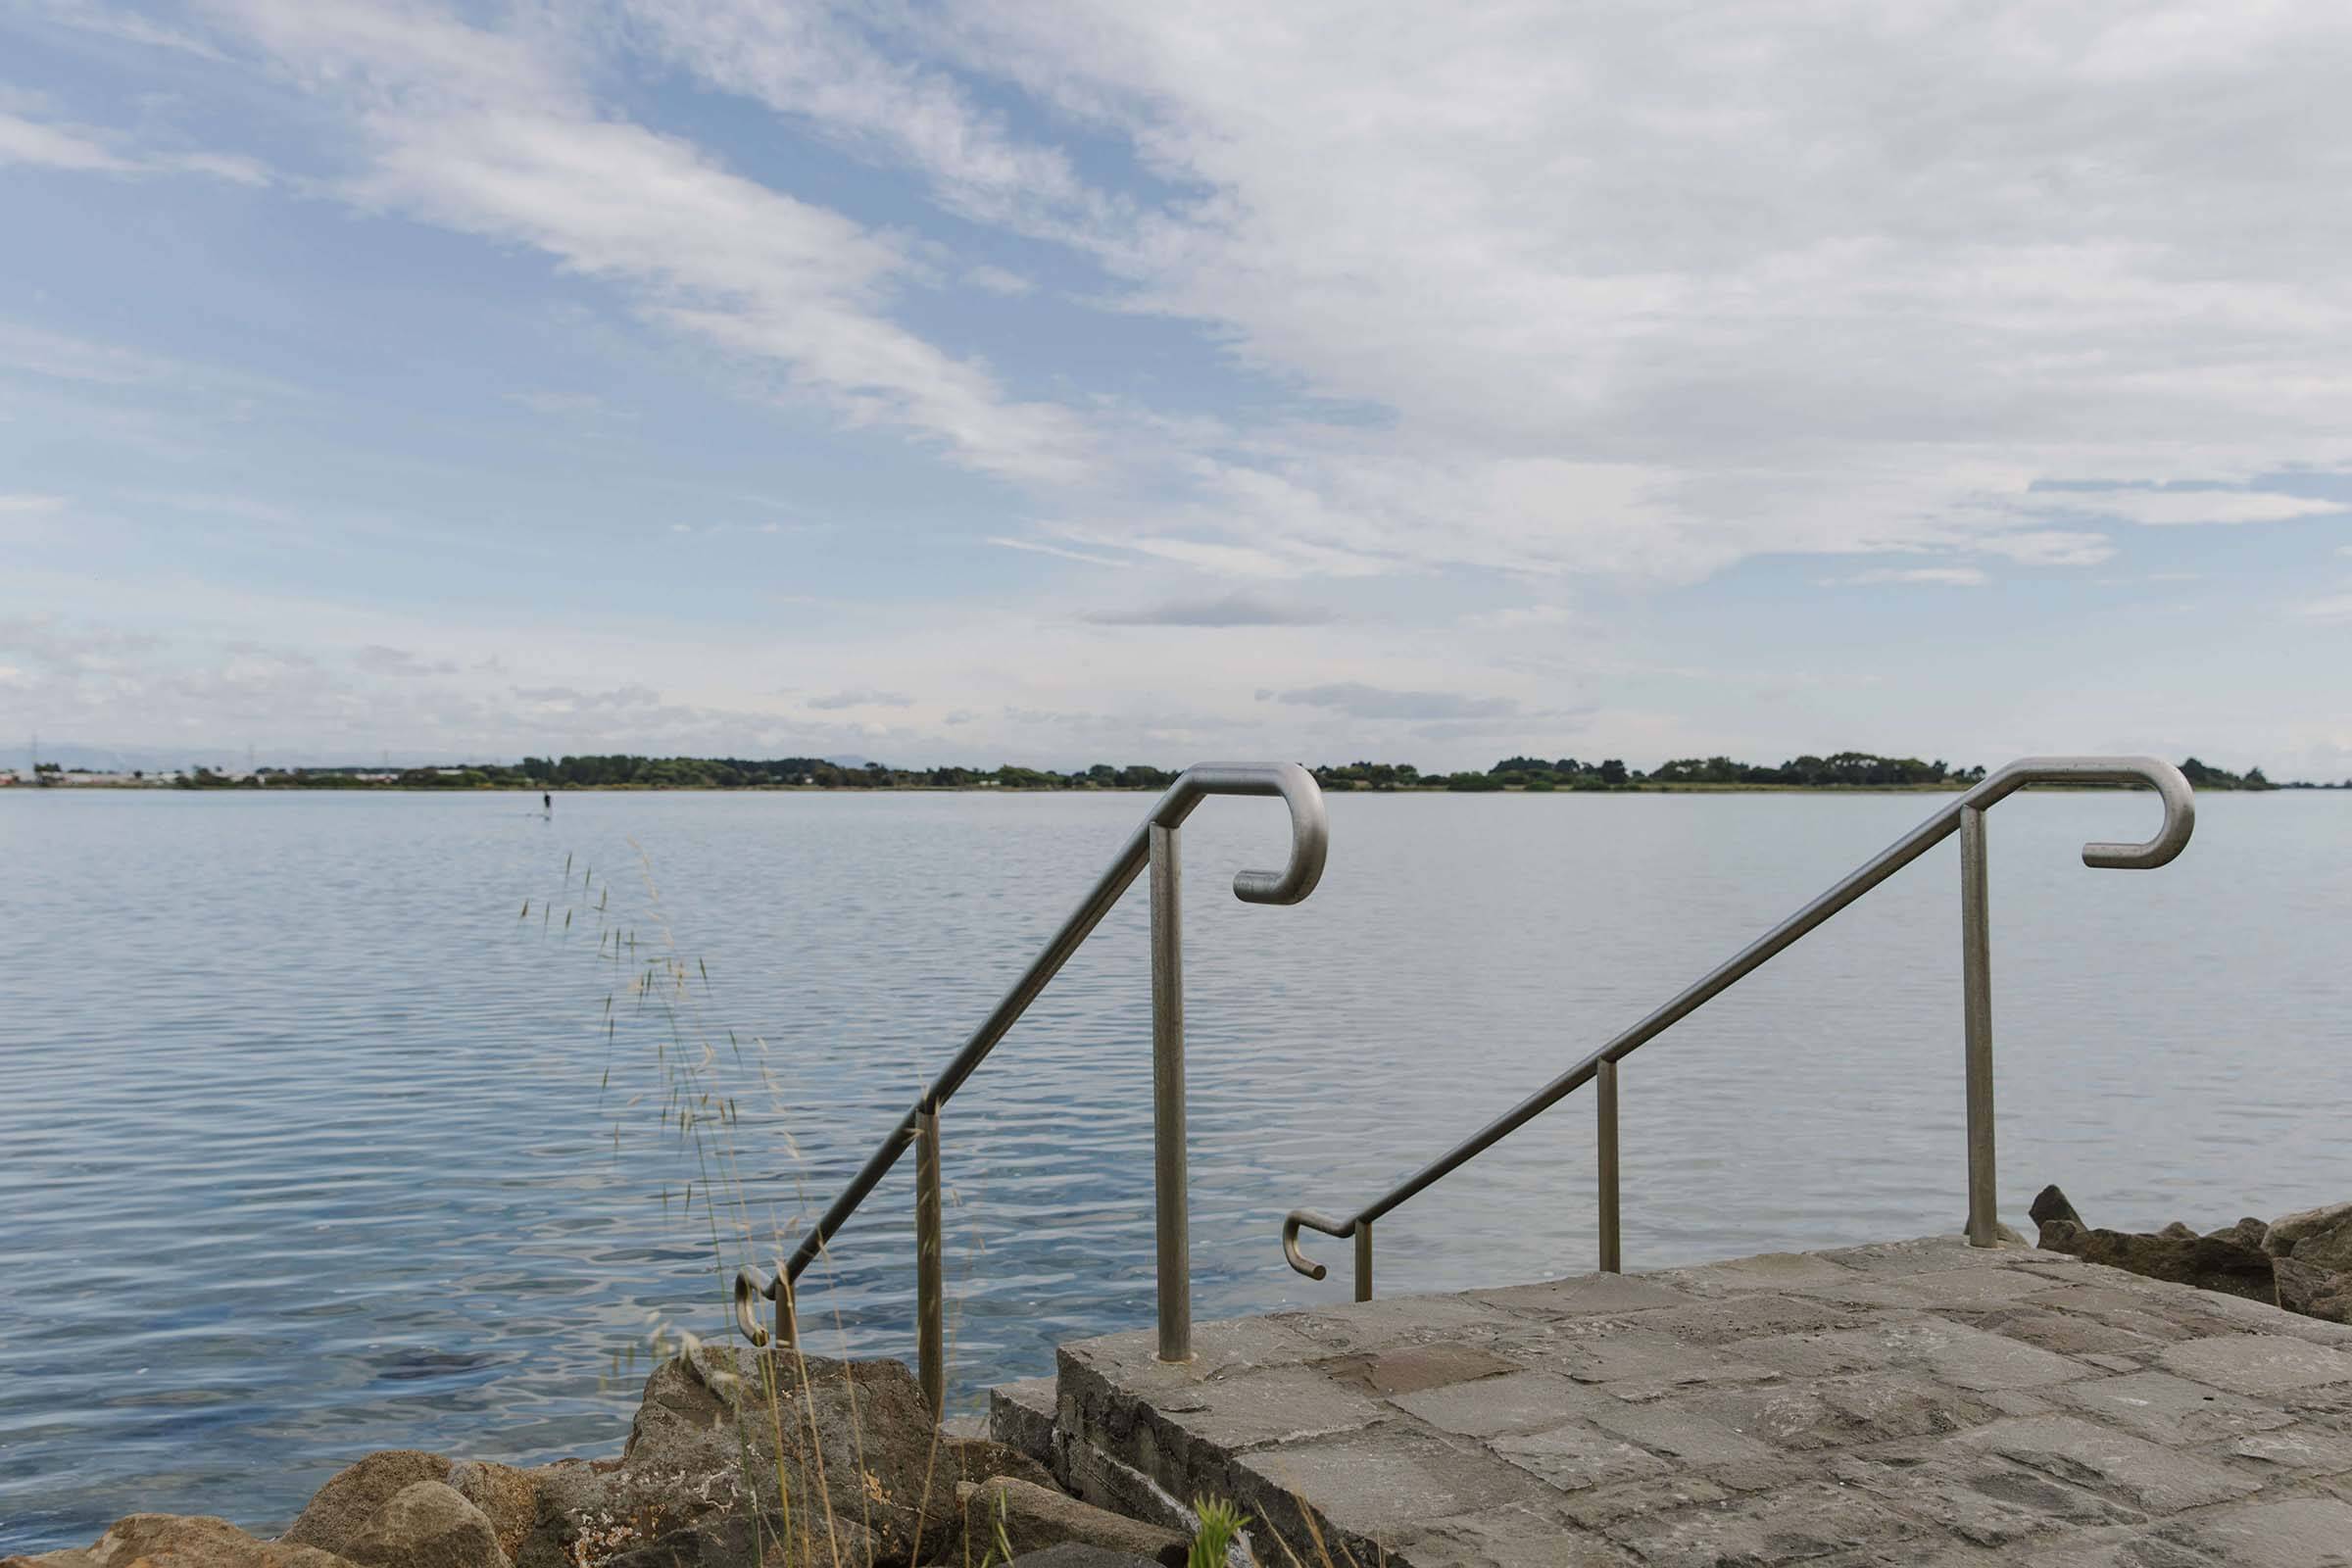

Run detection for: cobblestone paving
[[1052, 1238, 2352, 1565]]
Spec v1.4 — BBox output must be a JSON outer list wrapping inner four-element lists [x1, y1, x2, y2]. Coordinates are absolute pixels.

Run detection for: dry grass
[[518, 842, 1351, 1568]]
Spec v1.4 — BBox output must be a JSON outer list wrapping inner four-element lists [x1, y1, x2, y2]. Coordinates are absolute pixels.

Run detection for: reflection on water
[[1, 787, 2345, 1548]]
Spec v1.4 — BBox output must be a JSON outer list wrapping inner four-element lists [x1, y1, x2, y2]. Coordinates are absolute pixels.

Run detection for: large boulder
[[446, 1461, 539, 1562], [282, 1450, 454, 1552], [956, 1476, 1187, 1568], [2265, 1200, 2352, 1273], [516, 1345, 1051, 1568], [2, 1513, 359, 1567], [2275, 1255, 2352, 1325], [2029, 1185, 2276, 1304], [339, 1482, 509, 1568]]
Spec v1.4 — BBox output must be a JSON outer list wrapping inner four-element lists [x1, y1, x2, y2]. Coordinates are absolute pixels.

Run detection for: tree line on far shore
[[139, 750, 2338, 792]]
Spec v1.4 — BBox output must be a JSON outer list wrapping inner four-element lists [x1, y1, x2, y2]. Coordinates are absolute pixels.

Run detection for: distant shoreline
[[10, 778, 2339, 795], [7, 748, 2333, 793]]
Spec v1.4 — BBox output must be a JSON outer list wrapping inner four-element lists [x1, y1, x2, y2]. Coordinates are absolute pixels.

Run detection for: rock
[[2157, 1221, 2198, 1240], [2207, 1216, 2270, 1250], [447, 1460, 538, 1562], [2032, 1222, 2267, 1306], [282, 1449, 455, 1552], [2029, 1186, 2084, 1232], [1007, 1548, 1163, 1568], [955, 1476, 1187, 1568], [517, 1346, 1019, 1568], [988, 1377, 1059, 1472], [944, 1437, 1057, 1495], [2266, 1200, 2352, 1272], [2275, 1255, 2352, 1325], [340, 1482, 509, 1568], [3, 1513, 360, 1567]]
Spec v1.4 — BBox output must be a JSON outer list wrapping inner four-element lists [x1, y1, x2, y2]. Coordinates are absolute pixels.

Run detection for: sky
[[2, 1, 2349, 776]]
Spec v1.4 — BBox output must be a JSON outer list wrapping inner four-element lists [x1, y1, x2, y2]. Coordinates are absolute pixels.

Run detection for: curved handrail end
[[1156, 761, 1330, 906], [1978, 756, 2195, 870], [1283, 1207, 1353, 1281], [733, 1266, 773, 1348]]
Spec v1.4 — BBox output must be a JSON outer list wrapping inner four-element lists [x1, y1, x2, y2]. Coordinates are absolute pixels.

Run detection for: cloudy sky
[[4, 1, 2349, 774]]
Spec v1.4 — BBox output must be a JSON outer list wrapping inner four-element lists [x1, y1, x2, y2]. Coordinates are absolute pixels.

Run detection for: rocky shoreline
[[2, 1346, 1189, 1568], [21, 1196, 2352, 1567], [2032, 1187, 2352, 1324]]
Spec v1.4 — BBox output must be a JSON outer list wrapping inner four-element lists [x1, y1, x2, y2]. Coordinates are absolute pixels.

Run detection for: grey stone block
[[1610, 1293, 1862, 1346], [1390, 1368, 1607, 1440], [2055, 1368, 2295, 1446], [2159, 1333, 2352, 1396], [1235, 1424, 1554, 1559], [1878, 1317, 2090, 1392], [1490, 1420, 1671, 1492], [2227, 1421, 2352, 1474], [1954, 1413, 2263, 1513], [1316, 1342, 1519, 1396], [2160, 1494, 2352, 1566], [1670, 1371, 2002, 1451], [1394, 1501, 1642, 1566], [1470, 1272, 1696, 1320], [1601, 1479, 1926, 1565], [991, 1375, 1059, 1469], [1526, 1327, 1775, 1396], [1646, 1251, 1871, 1298], [1829, 1446, 2144, 1546], [1285, 1293, 1531, 1357]]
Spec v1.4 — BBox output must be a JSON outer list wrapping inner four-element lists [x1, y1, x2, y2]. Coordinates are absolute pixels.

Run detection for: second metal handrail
[[1283, 756, 2194, 1298], [733, 762, 1328, 1407]]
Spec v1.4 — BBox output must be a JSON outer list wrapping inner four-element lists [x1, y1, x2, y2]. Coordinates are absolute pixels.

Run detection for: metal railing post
[[1354, 1221, 1372, 1302], [1960, 805, 1996, 1246], [1597, 1057, 1622, 1272], [1148, 822, 1192, 1362], [914, 1107, 945, 1412]]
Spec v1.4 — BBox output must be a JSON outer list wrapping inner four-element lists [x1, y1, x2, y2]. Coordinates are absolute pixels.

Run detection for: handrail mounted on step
[[1283, 756, 2194, 1300], [734, 762, 1328, 1409]]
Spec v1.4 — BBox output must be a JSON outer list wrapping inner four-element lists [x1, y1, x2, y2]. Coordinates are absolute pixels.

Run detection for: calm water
[[1, 786, 2345, 1548]]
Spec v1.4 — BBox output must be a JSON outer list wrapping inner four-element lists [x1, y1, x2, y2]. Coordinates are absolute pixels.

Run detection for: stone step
[[1039, 1234, 2352, 1567]]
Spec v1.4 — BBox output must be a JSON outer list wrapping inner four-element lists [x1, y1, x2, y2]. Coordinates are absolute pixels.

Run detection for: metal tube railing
[[734, 762, 1327, 1388], [1283, 756, 2193, 1296]]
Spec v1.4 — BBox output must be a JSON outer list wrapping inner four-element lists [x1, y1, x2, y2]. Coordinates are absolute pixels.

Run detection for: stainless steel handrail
[[1283, 756, 2194, 1298], [734, 762, 1327, 1401]]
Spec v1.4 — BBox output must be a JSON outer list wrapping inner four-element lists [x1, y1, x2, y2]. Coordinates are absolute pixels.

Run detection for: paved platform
[[1026, 1236, 2352, 1566]]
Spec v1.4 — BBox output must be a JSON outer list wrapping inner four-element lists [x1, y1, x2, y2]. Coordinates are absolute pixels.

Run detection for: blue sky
[[3, 1, 2348, 775]]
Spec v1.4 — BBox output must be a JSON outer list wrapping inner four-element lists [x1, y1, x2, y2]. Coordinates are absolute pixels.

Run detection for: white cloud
[[0, 111, 268, 182], [210, 0, 1090, 486], [1821, 567, 1991, 588], [915, 4, 2352, 574], [0, 494, 68, 514], [0, 322, 181, 384], [1084, 592, 1333, 627], [808, 688, 916, 710], [2294, 593, 2352, 624], [2045, 489, 2345, 527], [182, 2, 2352, 587], [986, 535, 1127, 567], [23, 2, 229, 59], [1973, 530, 2116, 567], [963, 265, 1034, 296], [0, 112, 138, 172]]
